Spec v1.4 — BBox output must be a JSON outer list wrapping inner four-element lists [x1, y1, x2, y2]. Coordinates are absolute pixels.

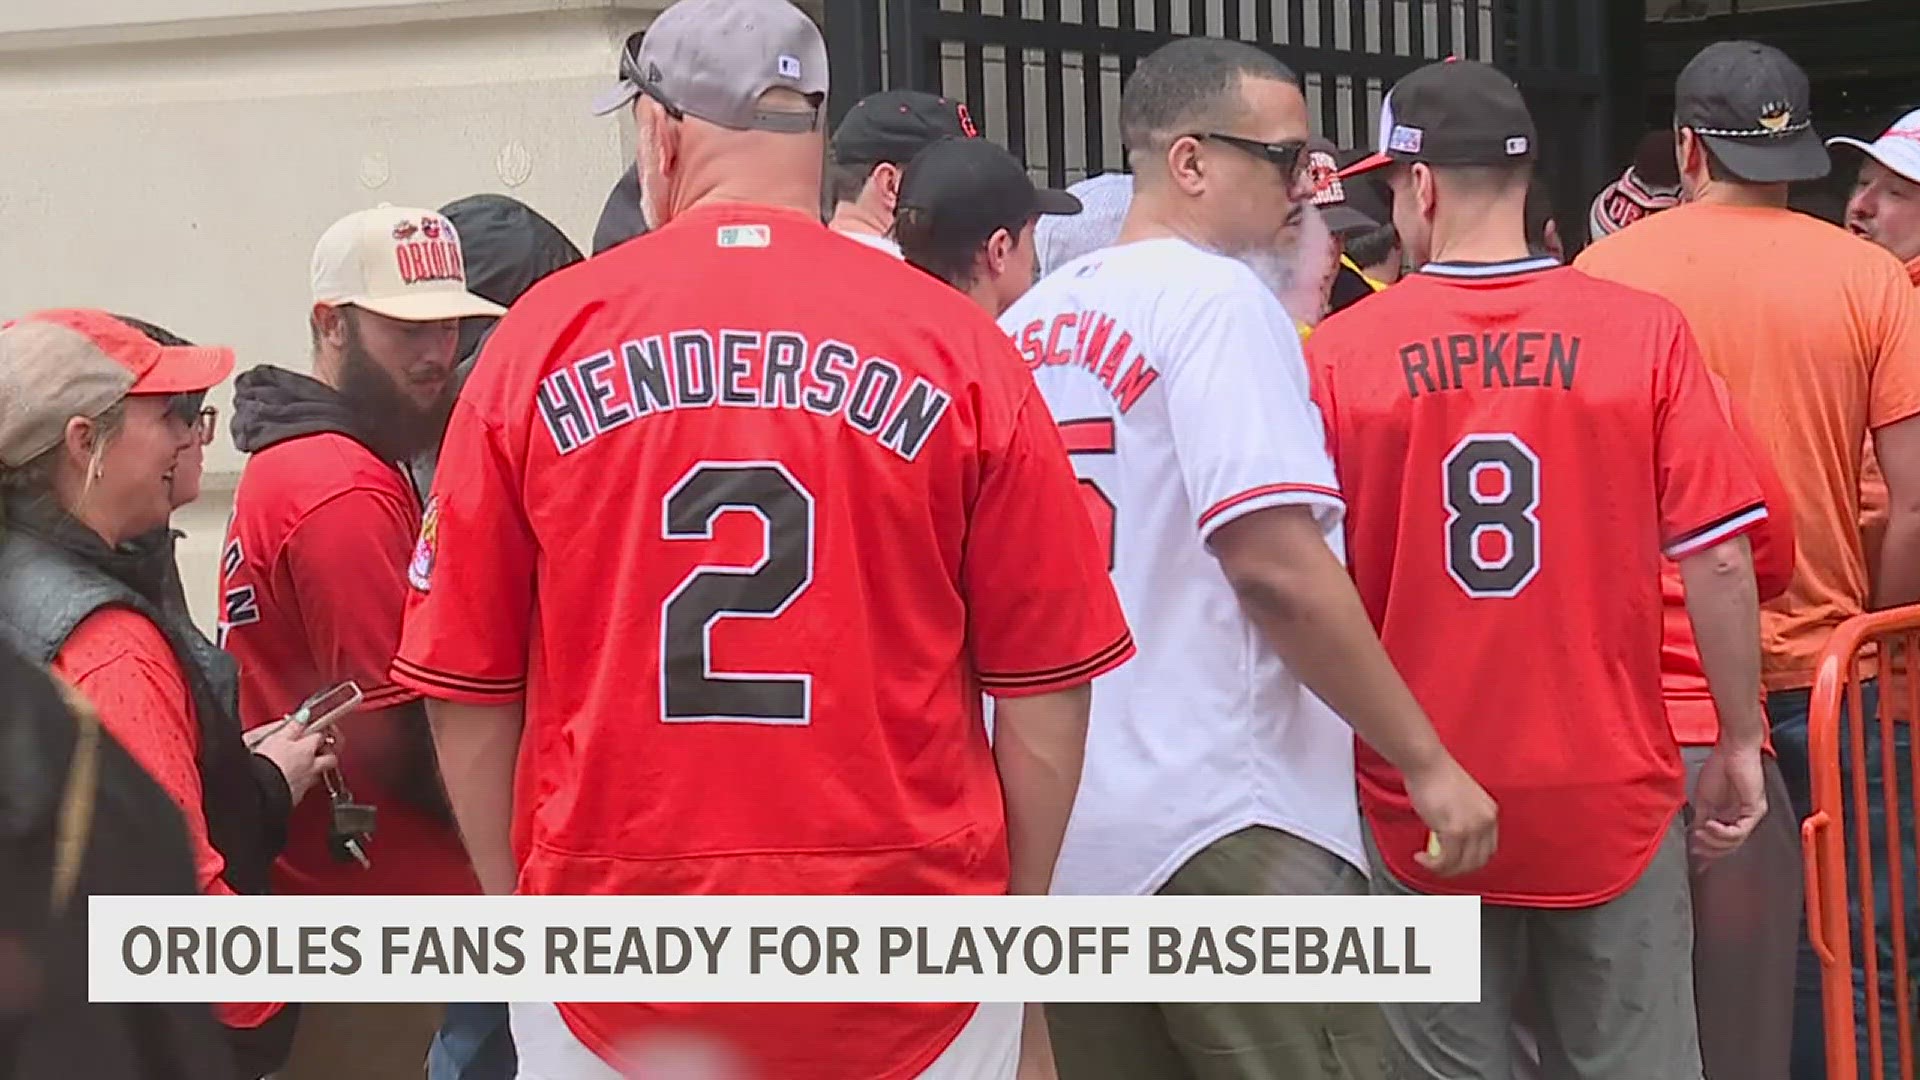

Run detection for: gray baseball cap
[[591, 0, 828, 133]]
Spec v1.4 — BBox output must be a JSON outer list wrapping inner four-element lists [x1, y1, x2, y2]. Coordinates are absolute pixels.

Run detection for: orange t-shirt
[[1577, 203, 1920, 690], [1858, 257, 1920, 572]]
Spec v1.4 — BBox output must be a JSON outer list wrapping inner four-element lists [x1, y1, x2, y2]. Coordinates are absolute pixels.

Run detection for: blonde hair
[[0, 402, 127, 530]]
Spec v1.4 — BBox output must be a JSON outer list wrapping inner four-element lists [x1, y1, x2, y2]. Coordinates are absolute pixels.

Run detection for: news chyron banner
[[90, 895, 1479, 1003]]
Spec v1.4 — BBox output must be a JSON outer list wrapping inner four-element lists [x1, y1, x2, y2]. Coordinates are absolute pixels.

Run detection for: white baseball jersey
[[998, 237, 1365, 895]]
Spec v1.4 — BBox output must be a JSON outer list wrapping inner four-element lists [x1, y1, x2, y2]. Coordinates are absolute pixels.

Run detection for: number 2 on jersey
[[660, 462, 815, 724], [1443, 433, 1540, 599], [1060, 418, 1117, 570]]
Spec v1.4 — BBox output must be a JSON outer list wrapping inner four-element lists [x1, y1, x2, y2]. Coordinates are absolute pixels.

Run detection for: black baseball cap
[[1344, 59, 1536, 177], [831, 90, 977, 166], [1674, 41, 1829, 184], [1303, 137, 1379, 235], [1335, 147, 1393, 225], [896, 138, 1082, 246]]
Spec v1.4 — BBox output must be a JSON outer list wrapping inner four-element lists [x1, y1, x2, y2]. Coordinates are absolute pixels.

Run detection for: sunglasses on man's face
[[1188, 133, 1313, 181]]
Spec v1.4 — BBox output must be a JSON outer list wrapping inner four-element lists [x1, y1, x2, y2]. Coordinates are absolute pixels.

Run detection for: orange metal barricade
[[1805, 606, 1920, 1080]]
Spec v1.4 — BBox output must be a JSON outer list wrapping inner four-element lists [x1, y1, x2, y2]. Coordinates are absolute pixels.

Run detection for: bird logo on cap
[[1759, 102, 1793, 134], [391, 219, 419, 240]]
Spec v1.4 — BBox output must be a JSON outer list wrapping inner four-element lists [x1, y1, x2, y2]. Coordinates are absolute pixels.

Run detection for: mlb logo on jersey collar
[[718, 225, 771, 248]]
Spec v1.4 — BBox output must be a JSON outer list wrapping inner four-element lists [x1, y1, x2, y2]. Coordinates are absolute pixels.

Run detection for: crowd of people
[[3, 1, 1920, 1079]]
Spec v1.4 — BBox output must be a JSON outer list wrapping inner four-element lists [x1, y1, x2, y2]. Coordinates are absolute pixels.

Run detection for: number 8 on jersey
[[1443, 433, 1540, 599]]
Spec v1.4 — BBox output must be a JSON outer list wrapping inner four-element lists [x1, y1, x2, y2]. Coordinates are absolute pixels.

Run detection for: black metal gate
[[824, 0, 1618, 247]]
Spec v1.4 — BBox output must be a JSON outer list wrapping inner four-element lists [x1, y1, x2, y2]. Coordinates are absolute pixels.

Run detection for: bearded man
[[220, 205, 502, 1080]]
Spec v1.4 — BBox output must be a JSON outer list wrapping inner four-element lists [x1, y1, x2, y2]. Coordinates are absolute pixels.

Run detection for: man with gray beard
[[1000, 36, 1495, 1080], [220, 206, 501, 1080]]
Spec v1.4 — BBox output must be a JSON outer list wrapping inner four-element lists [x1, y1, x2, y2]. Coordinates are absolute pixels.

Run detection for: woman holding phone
[[0, 309, 335, 1079]]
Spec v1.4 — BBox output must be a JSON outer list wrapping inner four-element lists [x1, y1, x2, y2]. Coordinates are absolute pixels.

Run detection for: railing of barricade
[[1806, 605, 1920, 1080]]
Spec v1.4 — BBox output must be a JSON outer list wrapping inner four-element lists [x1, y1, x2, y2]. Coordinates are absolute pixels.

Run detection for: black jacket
[[0, 642, 236, 1080]]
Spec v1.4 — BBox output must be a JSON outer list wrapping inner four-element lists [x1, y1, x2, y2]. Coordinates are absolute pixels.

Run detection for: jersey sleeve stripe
[[978, 631, 1135, 692], [358, 683, 420, 710], [1664, 503, 1769, 560], [1196, 482, 1344, 534], [390, 656, 528, 700]]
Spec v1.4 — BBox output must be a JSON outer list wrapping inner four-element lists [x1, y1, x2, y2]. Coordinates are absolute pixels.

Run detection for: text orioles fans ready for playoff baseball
[[387, 1, 1131, 1078]]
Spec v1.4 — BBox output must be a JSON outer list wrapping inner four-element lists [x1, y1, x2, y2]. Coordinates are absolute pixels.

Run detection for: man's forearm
[[1679, 536, 1765, 750], [424, 698, 524, 896], [1873, 509, 1920, 610], [1225, 539, 1448, 780], [992, 685, 1091, 896]]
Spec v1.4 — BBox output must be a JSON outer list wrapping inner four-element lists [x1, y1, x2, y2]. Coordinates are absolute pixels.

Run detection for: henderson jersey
[[388, 202, 1132, 1080], [999, 238, 1366, 897], [1307, 257, 1768, 907]]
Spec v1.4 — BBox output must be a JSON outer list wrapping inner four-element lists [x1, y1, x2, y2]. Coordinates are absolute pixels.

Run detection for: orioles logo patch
[[1759, 102, 1793, 133], [409, 496, 439, 593]]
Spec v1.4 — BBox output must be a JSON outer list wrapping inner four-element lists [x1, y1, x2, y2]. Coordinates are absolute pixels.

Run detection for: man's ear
[[983, 227, 1015, 276], [1166, 136, 1207, 197], [1674, 126, 1698, 182], [311, 304, 349, 348], [1412, 162, 1440, 221], [871, 162, 903, 211]]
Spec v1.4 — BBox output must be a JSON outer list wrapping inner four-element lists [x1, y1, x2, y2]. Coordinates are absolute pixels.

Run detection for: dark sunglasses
[[163, 394, 219, 446], [1188, 133, 1312, 179]]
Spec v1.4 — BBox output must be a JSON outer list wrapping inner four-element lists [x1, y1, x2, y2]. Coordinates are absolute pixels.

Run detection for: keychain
[[325, 768, 377, 869], [275, 682, 377, 869]]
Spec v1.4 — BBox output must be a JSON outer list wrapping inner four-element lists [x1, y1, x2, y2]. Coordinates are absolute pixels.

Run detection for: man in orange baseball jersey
[[390, 3, 1130, 1079], [1323, 60, 1771, 1078]]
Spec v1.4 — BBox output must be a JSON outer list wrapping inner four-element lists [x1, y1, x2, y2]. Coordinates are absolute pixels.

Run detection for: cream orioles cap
[[311, 205, 506, 322]]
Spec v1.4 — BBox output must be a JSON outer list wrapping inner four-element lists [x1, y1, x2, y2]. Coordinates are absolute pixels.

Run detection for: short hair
[[1433, 160, 1533, 197], [1676, 124, 1739, 184], [894, 207, 993, 291], [827, 156, 876, 208], [1120, 38, 1296, 159], [1344, 222, 1400, 269], [1525, 176, 1556, 250]]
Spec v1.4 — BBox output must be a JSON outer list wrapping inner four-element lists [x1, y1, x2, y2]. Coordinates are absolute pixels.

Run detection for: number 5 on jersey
[[1060, 418, 1117, 570], [1443, 433, 1540, 599]]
